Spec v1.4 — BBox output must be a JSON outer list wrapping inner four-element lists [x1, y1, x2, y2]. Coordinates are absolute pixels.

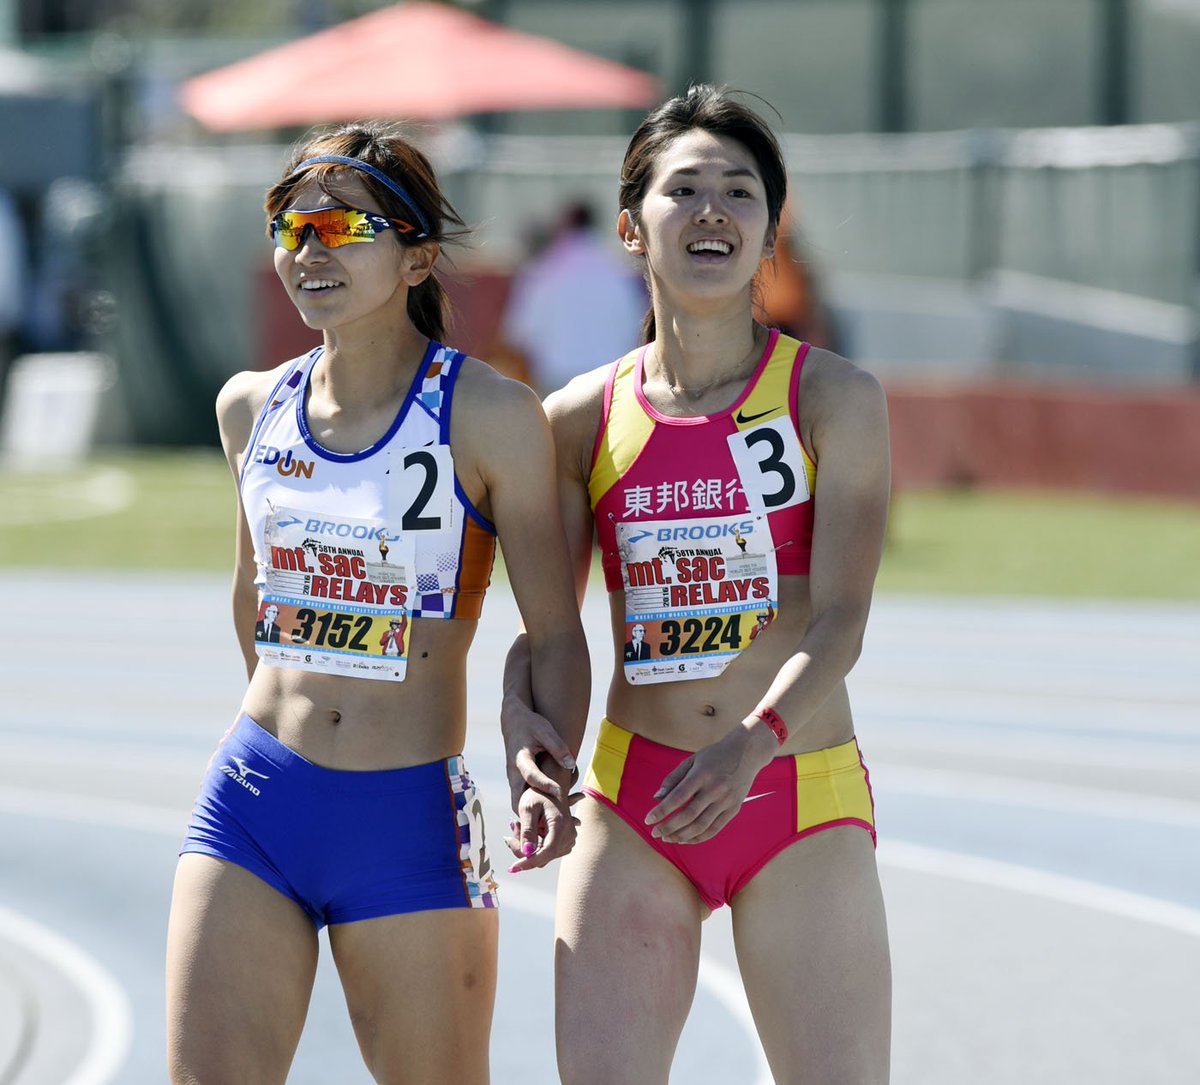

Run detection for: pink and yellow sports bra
[[588, 330, 817, 684]]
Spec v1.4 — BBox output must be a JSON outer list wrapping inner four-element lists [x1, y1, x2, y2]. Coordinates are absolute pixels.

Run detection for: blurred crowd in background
[[1, 0, 1198, 496]]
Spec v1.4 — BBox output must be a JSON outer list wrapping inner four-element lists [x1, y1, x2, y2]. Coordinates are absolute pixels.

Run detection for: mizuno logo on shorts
[[221, 756, 270, 797]]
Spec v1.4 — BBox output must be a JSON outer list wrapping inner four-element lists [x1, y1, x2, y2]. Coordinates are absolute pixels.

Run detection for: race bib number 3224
[[616, 513, 778, 685]]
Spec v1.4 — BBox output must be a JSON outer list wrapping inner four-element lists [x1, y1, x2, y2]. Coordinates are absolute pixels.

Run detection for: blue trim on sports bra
[[294, 340, 438, 462], [455, 479, 495, 534]]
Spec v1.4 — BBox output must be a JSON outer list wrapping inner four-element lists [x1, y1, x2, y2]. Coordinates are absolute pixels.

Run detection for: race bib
[[256, 506, 415, 682], [617, 513, 779, 684]]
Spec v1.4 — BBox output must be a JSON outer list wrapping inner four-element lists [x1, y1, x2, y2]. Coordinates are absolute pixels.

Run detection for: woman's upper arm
[[544, 381, 602, 609], [214, 369, 275, 671], [215, 369, 273, 583], [465, 373, 584, 640], [803, 360, 892, 622], [215, 369, 267, 476]]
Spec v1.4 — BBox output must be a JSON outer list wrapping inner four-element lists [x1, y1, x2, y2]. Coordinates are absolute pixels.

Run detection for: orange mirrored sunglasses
[[268, 206, 418, 251]]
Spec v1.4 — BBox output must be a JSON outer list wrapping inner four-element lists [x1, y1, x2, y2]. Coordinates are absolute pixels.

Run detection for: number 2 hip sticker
[[726, 418, 811, 515]]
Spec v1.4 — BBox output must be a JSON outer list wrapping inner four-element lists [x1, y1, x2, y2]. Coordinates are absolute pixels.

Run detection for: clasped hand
[[642, 726, 774, 846], [501, 694, 581, 872]]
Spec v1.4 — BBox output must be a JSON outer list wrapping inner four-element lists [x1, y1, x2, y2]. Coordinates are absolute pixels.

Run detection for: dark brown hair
[[619, 85, 788, 342], [265, 120, 467, 342]]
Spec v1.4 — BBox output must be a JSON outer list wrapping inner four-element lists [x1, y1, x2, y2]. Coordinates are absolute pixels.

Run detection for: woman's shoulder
[[452, 354, 544, 418], [544, 361, 611, 425], [445, 356, 555, 469], [798, 346, 885, 415], [542, 362, 612, 469], [795, 345, 889, 455], [215, 360, 298, 457]]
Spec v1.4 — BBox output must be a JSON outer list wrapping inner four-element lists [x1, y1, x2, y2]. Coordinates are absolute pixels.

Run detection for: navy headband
[[292, 154, 432, 239]]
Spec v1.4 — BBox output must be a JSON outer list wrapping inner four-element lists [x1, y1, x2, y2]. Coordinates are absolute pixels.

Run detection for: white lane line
[[877, 763, 1200, 828], [881, 841, 1200, 939], [855, 697, 1200, 736], [0, 905, 132, 1085], [865, 728, 1200, 774], [498, 880, 773, 1085], [0, 949, 36, 1085], [0, 787, 774, 1085], [859, 682, 1200, 713]]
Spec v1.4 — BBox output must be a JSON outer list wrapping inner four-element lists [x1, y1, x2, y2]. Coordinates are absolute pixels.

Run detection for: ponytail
[[407, 275, 450, 343], [640, 307, 656, 345]]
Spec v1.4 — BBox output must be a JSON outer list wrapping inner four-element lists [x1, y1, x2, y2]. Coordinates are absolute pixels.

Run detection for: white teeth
[[688, 239, 732, 255], [300, 279, 339, 290]]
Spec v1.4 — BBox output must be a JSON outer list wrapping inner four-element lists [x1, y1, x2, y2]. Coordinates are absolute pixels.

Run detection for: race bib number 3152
[[617, 513, 778, 685], [257, 506, 415, 682]]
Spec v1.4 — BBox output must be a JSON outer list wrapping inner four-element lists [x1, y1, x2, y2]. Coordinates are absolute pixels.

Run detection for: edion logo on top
[[253, 444, 315, 479]]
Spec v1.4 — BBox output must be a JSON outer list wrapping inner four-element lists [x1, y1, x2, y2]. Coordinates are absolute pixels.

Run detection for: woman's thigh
[[329, 906, 499, 1085], [166, 854, 320, 1085], [555, 797, 708, 1085], [731, 826, 891, 1085]]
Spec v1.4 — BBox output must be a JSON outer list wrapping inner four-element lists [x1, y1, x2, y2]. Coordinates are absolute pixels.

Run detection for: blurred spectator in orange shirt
[[755, 201, 837, 351]]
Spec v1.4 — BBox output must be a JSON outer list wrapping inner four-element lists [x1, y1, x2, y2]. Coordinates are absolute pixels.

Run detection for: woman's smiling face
[[272, 172, 425, 332], [622, 128, 775, 307]]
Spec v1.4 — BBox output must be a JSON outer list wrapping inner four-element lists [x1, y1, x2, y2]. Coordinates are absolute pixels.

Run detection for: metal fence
[[106, 120, 1200, 442]]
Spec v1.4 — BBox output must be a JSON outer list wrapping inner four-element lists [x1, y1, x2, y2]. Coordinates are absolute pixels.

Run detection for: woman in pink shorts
[[504, 85, 892, 1083]]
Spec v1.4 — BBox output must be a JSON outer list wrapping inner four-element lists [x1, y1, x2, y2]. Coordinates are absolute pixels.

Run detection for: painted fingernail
[[507, 865, 523, 874], [563, 756, 576, 770], [522, 842, 536, 857]]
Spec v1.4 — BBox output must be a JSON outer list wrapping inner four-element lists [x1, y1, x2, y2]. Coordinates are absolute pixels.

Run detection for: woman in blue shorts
[[166, 120, 587, 1085]]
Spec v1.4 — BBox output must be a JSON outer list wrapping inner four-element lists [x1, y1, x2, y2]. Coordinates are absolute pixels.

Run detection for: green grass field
[[2, 450, 1198, 600]]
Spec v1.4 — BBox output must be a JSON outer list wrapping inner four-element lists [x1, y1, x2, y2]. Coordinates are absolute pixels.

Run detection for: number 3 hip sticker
[[726, 418, 811, 515]]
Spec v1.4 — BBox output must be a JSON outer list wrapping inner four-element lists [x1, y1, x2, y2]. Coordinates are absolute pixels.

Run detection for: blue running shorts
[[180, 713, 499, 927]]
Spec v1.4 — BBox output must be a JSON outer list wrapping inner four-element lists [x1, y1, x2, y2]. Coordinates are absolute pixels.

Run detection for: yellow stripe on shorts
[[793, 738, 874, 832], [583, 717, 635, 805]]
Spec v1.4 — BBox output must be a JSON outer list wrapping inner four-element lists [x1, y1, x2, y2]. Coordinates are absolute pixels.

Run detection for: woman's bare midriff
[[604, 574, 855, 755], [240, 617, 479, 771]]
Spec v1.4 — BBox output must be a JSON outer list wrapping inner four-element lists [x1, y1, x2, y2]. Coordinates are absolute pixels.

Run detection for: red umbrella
[[180, 1, 659, 131]]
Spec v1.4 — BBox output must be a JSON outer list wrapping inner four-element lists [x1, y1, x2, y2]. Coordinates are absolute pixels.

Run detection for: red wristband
[[753, 706, 789, 745]]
